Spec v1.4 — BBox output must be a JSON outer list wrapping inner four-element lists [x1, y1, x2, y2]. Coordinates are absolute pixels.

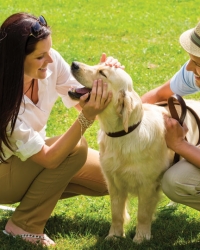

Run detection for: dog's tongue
[[75, 87, 91, 94]]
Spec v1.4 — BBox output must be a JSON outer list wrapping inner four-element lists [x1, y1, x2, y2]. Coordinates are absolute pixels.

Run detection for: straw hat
[[179, 21, 200, 57]]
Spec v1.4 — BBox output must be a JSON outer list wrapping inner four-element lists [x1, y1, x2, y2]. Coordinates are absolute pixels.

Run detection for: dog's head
[[69, 61, 134, 97], [69, 61, 142, 132]]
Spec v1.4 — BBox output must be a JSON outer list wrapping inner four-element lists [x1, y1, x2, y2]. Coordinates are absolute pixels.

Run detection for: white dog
[[69, 61, 200, 243]]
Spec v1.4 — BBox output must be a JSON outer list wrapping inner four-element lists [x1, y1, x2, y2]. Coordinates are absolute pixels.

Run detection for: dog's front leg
[[106, 183, 129, 240], [133, 185, 160, 243]]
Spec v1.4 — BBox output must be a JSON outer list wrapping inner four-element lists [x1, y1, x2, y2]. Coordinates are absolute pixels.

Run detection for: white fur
[[71, 62, 200, 243]]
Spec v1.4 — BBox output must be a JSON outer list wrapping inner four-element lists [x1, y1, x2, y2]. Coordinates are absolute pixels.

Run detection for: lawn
[[0, 0, 200, 249]]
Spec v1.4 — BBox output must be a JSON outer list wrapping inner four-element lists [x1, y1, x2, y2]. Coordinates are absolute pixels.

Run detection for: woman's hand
[[79, 79, 112, 120], [163, 115, 188, 151], [100, 53, 125, 69]]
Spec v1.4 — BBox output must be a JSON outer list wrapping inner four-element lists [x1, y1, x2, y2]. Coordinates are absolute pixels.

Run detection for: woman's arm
[[31, 79, 112, 169]]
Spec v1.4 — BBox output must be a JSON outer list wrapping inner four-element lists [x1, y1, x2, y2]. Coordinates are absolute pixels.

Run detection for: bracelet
[[78, 112, 94, 140], [78, 112, 94, 129]]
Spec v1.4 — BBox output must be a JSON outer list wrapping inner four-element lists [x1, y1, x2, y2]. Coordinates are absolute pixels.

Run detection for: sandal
[[3, 229, 55, 246]]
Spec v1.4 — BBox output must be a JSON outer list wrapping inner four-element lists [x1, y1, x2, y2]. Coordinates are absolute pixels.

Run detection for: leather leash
[[160, 94, 200, 164], [168, 95, 187, 164]]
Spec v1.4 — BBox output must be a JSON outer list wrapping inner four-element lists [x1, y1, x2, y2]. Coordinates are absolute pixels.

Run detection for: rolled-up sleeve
[[5, 120, 45, 161], [15, 132, 44, 161]]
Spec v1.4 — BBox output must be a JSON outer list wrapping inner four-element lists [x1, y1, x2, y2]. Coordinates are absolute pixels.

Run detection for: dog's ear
[[116, 89, 134, 132]]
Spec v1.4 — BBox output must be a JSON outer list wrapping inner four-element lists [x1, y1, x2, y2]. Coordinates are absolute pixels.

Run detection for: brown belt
[[157, 94, 200, 164]]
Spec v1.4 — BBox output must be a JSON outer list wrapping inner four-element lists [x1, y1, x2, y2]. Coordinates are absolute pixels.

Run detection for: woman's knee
[[74, 137, 88, 164], [64, 137, 88, 172]]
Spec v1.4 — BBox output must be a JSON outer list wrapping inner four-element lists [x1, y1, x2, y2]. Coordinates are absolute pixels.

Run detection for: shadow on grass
[[0, 205, 199, 250], [45, 205, 200, 250]]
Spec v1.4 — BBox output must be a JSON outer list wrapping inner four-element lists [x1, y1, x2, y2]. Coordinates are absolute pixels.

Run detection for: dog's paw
[[105, 234, 125, 241], [105, 235, 117, 241], [133, 233, 151, 244]]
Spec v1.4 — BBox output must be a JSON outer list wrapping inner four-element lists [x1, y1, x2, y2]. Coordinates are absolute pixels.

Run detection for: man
[[141, 21, 200, 211]]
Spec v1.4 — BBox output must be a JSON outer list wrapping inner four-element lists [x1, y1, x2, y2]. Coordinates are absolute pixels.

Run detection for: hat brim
[[179, 28, 200, 57]]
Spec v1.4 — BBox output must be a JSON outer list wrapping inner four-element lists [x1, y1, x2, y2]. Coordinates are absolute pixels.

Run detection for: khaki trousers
[[0, 138, 107, 233], [162, 159, 200, 211]]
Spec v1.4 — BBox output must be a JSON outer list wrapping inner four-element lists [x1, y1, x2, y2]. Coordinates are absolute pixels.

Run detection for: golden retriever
[[69, 61, 200, 243]]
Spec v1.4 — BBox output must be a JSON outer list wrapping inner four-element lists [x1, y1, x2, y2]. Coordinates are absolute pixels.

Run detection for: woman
[[0, 12, 122, 246]]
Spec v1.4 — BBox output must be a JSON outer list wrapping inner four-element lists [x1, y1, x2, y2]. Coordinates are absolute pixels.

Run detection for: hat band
[[191, 30, 200, 48]]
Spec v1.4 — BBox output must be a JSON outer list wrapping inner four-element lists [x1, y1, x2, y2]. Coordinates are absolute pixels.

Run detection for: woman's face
[[24, 35, 53, 82]]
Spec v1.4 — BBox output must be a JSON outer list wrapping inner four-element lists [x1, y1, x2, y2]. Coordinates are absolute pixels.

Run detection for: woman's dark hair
[[0, 12, 51, 163]]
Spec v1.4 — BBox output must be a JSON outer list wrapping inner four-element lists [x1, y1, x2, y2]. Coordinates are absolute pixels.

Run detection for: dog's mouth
[[68, 87, 91, 100]]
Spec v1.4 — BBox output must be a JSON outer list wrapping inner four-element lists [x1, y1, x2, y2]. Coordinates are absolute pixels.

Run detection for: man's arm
[[164, 115, 200, 168], [141, 80, 174, 103]]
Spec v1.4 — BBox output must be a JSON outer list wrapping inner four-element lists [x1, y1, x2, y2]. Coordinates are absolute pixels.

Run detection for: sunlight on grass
[[1, 0, 200, 249]]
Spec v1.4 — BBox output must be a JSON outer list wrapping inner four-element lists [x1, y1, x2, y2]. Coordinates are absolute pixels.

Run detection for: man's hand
[[100, 53, 125, 69], [163, 114, 188, 151]]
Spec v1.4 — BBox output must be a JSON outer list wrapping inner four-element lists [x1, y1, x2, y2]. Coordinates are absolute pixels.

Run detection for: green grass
[[0, 0, 200, 249]]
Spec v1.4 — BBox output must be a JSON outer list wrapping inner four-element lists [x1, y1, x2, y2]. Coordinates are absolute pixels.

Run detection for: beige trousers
[[0, 138, 107, 233], [162, 159, 200, 211]]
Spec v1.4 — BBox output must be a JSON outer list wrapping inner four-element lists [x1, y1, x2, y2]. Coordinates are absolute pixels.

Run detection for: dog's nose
[[71, 62, 79, 70]]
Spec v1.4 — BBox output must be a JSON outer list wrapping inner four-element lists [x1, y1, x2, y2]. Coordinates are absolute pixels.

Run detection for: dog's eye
[[99, 70, 107, 78]]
